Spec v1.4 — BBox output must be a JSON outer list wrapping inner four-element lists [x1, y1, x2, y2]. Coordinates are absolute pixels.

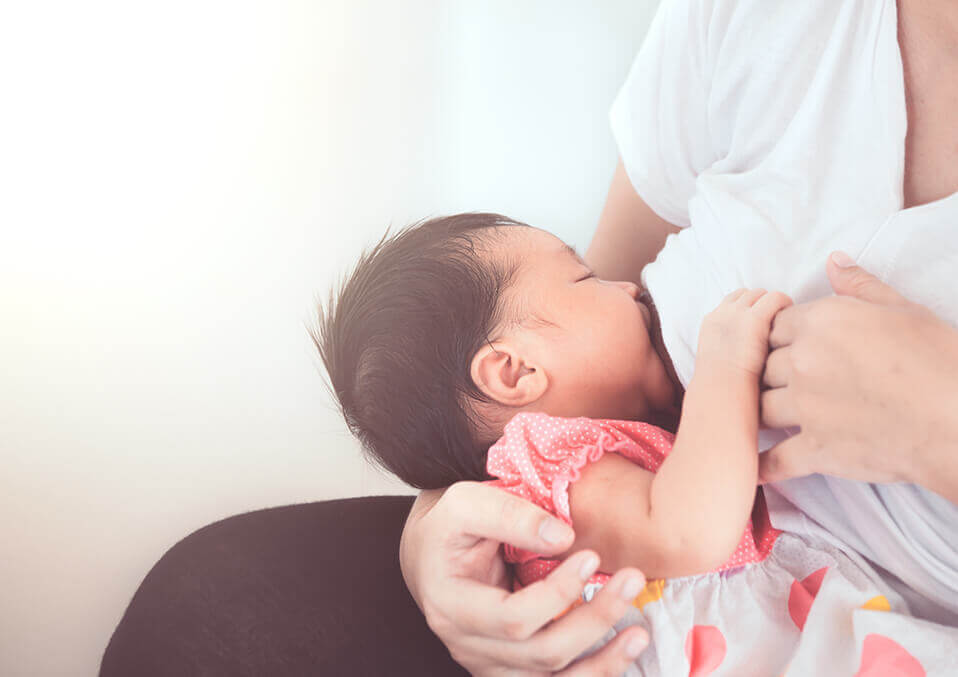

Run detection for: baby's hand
[[697, 289, 793, 376]]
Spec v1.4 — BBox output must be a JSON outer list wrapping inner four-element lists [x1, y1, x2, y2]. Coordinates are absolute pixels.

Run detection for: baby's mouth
[[636, 289, 654, 331], [639, 288, 685, 402], [637, 298, 652, 327]]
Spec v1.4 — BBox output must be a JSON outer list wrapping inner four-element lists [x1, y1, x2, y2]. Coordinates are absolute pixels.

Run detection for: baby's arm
[[569, 289, 792, 578]]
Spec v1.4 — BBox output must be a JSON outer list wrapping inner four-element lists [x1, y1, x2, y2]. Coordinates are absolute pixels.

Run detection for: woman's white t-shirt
[[610, 0, 958, 622]]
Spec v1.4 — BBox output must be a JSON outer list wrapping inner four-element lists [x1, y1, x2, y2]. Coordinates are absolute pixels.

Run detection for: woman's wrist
[[903, 320, 958, 499], [399, 488, 445, 604], [911, 404, 958, 502]]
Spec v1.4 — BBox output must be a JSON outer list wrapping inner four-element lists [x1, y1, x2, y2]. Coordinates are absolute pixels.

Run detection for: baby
[[317, 213, 902, 675]]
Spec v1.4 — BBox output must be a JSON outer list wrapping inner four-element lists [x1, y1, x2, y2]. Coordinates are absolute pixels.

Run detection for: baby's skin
[[474, 226, 792, 578]]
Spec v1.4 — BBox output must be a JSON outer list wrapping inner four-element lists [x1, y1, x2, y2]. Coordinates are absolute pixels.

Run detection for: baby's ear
[[470, 341, 548, 407]]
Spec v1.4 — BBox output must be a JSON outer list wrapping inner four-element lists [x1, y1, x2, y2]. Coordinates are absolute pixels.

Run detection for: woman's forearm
[[585, 159, 679, 286]]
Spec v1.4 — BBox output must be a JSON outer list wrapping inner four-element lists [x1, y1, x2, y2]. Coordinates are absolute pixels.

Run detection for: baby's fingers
[[752, 291, 793, 322]]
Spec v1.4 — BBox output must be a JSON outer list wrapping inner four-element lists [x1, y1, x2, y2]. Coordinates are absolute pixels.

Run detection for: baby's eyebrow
[[562, 243, 588, 267]]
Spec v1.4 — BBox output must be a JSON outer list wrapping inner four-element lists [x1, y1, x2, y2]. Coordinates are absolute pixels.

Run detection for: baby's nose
[[615, 280, 640, 298]]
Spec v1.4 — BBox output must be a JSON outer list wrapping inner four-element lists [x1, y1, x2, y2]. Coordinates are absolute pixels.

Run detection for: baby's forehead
[[494, 228, 581, 317], [499, 226, 578, 262], [484, 228, 560, 330]]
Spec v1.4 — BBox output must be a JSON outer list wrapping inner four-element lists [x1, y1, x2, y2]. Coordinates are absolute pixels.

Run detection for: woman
[[400, 0, 958, 672]]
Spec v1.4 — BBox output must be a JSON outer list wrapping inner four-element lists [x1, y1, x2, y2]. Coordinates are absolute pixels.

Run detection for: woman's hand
[[399, 482, 650, 675], [697, 288, 794, 376], [760, 253, 958, 503]]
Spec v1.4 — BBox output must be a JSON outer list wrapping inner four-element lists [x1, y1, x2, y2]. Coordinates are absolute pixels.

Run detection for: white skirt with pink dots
[[582, 530, 958, 676]]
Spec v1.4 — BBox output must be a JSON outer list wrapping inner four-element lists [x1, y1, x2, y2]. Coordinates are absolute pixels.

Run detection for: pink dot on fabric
[[788, 567, 828, 631], [684, 625, 726, 677], [853, 634, 925, 677]]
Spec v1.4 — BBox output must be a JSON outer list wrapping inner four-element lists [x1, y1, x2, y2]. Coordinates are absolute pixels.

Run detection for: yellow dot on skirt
[[632, 579, 665, 610], [862, 595, 891, 612]]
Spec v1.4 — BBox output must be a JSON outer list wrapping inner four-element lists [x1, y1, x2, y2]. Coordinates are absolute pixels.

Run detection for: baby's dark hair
[[314, 212, 528, 489]]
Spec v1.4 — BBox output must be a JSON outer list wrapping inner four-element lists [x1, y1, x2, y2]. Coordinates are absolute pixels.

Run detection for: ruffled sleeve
[[486, 412, 674, 571]]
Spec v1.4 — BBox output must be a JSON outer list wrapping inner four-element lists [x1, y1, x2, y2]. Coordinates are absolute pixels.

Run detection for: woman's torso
[[627, 0, 958, 621]]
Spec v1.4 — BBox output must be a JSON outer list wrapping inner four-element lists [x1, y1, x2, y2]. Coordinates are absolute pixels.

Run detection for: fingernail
[[626, 633, 648, 658], [578, 554, 599, 581], [831, 251, 856, 268], [619, 575, 644, 601], [539, 517, 571, 545]]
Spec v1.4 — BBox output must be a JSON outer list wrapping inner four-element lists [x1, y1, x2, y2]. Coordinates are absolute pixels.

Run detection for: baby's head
[[316, 213, 674, 488]]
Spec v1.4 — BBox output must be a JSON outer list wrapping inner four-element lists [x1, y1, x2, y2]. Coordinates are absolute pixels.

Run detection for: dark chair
[[100, 496, 468, 676]]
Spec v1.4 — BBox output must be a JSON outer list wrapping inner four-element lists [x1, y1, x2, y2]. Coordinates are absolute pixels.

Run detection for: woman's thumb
[[826, 252, 906, 305]]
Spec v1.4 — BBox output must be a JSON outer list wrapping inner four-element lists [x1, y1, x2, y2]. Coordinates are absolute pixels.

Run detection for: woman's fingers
[[520, 569, 646, 671], [768, 303, 806, 349], [433, 578, 515, 640], [458, 568, 647, 672], [440, 550, 601, 641], [556, 626, 649, 677], [759, 434, 817, 484], [762, 346, 792, 389], [495, 551, 602, 641], [752, 290, 793, 319], [443, 482, 575, 554], [760, 386, 799, 429]]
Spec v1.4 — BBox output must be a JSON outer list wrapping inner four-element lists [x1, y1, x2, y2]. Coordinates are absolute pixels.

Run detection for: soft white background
[[0, 1, 659, 675]]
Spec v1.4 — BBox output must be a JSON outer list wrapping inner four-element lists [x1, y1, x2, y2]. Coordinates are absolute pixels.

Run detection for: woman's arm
[[585, 158, 680, 285], [570, 290, 792, 578], [399, 484, 650, 675], [760, 254, 958, 504]]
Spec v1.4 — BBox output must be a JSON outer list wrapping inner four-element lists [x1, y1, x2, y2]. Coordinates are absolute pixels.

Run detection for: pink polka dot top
[[485, 412, 780, 588]]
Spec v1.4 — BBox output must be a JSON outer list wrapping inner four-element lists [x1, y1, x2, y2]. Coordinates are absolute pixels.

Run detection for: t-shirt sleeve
[[609, 0, 720, 228]]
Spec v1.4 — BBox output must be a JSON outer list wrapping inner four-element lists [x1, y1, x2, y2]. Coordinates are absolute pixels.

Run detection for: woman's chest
[[901, 77, 958, 210], [855, 5, 958, 327], [898, 15, 958, 209], [692, 1, 958, 291]]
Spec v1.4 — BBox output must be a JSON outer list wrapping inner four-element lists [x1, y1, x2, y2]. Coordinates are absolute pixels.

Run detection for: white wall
[[0, 2, 659, 675]]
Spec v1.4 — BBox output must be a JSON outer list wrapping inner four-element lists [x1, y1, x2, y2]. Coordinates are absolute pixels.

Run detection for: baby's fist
[[698, 289, 793, 375]]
